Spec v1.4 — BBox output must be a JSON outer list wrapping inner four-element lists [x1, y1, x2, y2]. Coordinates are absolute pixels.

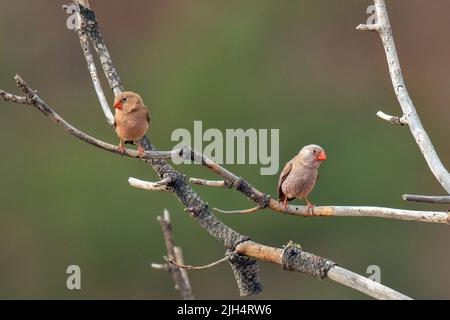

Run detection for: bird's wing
[[277, 161, 292, 200]]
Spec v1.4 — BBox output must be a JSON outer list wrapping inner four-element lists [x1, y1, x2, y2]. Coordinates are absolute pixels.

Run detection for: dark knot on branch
[[234, 178, 271, 209], [282, 242, 336, 279], [184, 202, 209, 219], [227, 249, 263, 296], [78, 4, 96, 25], [164, 171, 186, 190]]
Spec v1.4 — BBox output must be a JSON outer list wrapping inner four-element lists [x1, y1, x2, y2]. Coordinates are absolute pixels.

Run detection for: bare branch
[[327, 266, 409, 300], [403, 194, 450, 204], [166, 255, 230, 271], [274, 203, 449, 224], [235, 241, 411, 300], [128, 177, 171, 192], [173, 247, 193, 295], [190, 178, 228, 188], [74, 0, 123, 95], [0, 90, 29, 104], [359, 0, 450, 193], [156, 210, 194, 300], [376, 111, 408, 126], [151, 263, 169, 271], [74, 19, 115, 126], [356, 23, 381, 32], [74, 0, 90, 7], [214, 206, 262, 215], [190, 175, 449, 224]]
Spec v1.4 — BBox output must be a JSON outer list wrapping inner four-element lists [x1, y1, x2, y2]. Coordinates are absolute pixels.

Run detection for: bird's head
[[113, 91, 144, 113], [298, 144, 327, 168]]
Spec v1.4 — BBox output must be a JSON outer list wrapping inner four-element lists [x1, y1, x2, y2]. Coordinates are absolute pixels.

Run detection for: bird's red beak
[[114, 101, 122, 109], [317, 151, 327, 161]]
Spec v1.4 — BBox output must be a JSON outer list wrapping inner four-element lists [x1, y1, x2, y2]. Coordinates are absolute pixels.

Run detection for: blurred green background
[[0, 0, 449, 299]]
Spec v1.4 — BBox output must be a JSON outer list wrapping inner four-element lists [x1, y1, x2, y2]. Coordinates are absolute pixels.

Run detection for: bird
[[113, 91, 150, 158], [277, 144, 327, 213]]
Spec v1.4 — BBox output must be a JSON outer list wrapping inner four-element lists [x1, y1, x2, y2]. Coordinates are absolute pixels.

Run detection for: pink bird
[[277, 144, 327, 213]]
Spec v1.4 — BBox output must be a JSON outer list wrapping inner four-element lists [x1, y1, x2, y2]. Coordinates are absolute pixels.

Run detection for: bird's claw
[[137, 144, 145, 159], [306, 203, 315, 216], [118, 144, 126, 155], [281, 198, 288, 212], [305, 198, 315, 216]]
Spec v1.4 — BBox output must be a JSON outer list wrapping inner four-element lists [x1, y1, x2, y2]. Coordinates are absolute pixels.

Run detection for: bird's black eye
[[122, 98, 127, 103], [313, 150, 317, 154]]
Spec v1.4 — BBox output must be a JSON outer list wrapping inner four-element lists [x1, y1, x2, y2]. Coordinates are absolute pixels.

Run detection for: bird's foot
[[306, 199, 315, 216], [137, 144, 145, 159], [118, 144, 126, 155], [282, 198, 288, 212]]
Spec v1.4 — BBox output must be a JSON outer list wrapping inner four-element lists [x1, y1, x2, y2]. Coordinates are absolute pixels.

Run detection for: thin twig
[[190, 178, 228, 188], [0, 90, 29, 104], [128, 177, 171, 192], [151, 263, 169, 271], [376, 111, 407, 126], [403, 194, 450, 204], [166, 255, 230, 271], [356, 24, 380, 32], [214, 206, 262, 215]]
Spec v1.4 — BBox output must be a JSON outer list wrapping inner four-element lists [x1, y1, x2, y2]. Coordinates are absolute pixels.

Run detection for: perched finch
[[113, 91, 150, 158], [277, 144, 327, 213]]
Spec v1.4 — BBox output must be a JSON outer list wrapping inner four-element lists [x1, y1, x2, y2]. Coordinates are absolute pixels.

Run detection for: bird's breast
[[281, 165, 318, 199], [114, 112, 149, 141]]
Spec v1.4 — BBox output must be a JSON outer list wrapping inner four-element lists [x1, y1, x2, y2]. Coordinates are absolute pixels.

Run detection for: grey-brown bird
[[113, 91, 150, 158], [277, 144, 327, 213]]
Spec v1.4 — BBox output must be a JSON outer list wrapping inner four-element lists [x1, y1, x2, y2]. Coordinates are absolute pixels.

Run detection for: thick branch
[[235, 241, 411, 300], [359, 0, 450, 194]]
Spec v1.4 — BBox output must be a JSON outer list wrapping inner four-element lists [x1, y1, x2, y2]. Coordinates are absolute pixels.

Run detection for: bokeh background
[[0, 0, 449, 299]]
